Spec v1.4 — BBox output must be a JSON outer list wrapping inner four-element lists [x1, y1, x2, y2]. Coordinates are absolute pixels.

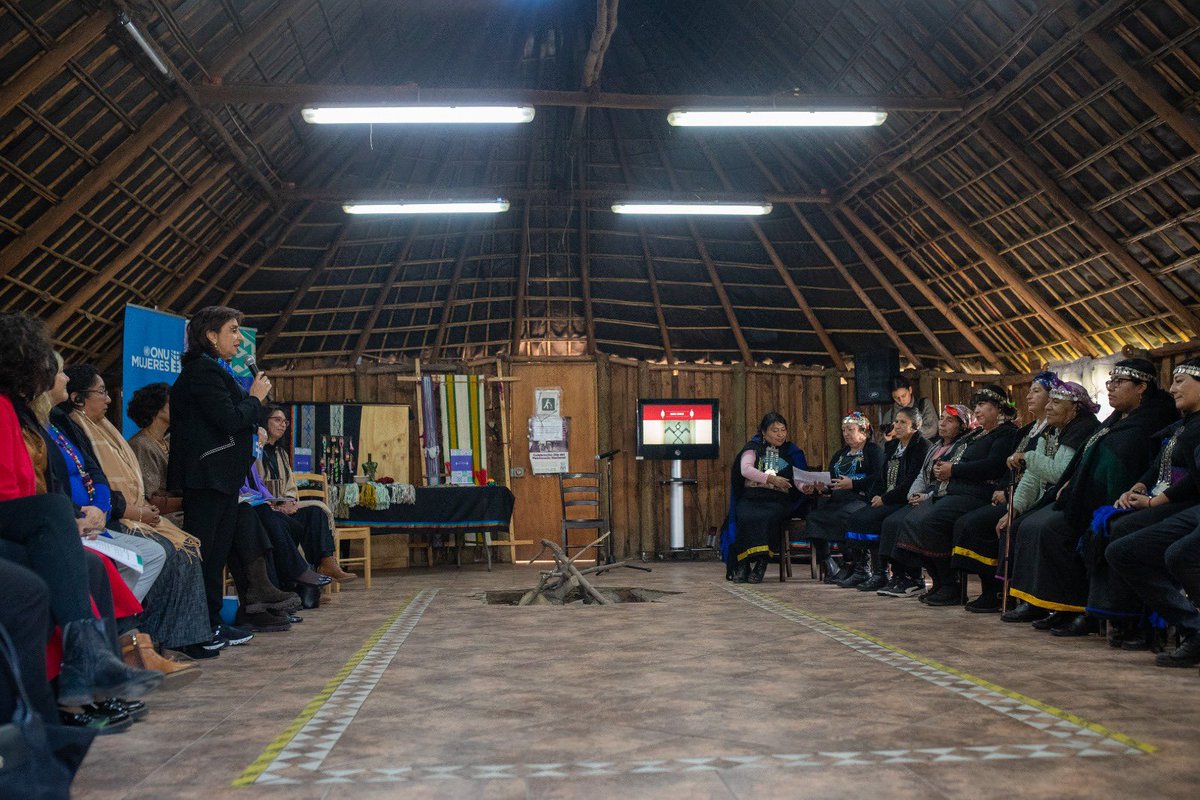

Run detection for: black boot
[[965, 573, 1002, 613], [748, 556, 769, 584], [1051, 614, 1099, 637], [857, 551, 890, 592], [1032, 611, 1076, 631], [836, 549, 871, 588], [57, 619, 164, 707], [1000, 601, 1048, 623]]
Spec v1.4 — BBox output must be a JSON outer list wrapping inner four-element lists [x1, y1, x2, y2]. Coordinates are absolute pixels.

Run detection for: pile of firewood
[[518, 534, 650, 606]]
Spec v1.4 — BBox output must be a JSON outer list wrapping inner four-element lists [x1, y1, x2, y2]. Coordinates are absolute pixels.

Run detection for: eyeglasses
[[1105, 378, 1136, 389], [82, 389, 110, 398]]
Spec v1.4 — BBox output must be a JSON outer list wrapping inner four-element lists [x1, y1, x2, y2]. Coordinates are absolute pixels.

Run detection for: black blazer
[[869, 435, 931, 505], [945, 421, 1022, 499], [167, 351, 261, 494]]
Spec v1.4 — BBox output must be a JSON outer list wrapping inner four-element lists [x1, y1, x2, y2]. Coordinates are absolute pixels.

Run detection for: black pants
[[289, 506, 335, 564], [1107, 505, 1200, 636], [0, 494, 92, 624], [0, 558, 58, 721], [252, 505, 311, 583], [183, 487, 239, 628]]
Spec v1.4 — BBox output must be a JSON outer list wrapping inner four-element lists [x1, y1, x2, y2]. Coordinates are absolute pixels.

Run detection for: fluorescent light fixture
[[342, 200, 510, 215], [666, 109, 887, 127], [302, 106, 535, 125], [118, 12, 171, 76], [611, 202, 773, 216]]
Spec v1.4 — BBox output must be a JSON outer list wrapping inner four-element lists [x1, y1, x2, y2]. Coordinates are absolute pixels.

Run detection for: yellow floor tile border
[[728, 585, 1156, 755]]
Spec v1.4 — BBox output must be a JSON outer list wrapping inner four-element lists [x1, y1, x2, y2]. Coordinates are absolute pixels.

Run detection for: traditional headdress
[[841, 411, 871, 429], [1173, 361, 1200, 380], [942, 404, 974, 428], [1031, 370, 1058, 391], [1110, 358, 1155, 385], [1048, 378, 1100, 414]]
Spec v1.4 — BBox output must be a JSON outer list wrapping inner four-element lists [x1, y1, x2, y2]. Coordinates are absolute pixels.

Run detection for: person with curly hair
[[126, 382, 182, 525], [0, 312, 161, 712]]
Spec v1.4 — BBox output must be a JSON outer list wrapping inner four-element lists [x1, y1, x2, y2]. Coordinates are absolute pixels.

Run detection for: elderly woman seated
[[125, 382, 184, 527], [259, 404, 355, 582]]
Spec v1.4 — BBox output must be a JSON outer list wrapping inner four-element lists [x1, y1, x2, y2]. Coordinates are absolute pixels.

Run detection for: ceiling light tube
[[666, 109, 886, 127], [611, 202, 772, 216], [343, 200, 511, 215], [118, 12, 171, 76], [303, 106, 535, 125]]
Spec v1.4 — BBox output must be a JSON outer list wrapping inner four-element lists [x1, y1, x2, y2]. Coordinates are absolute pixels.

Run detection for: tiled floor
[[73, 561, 1200, 799]]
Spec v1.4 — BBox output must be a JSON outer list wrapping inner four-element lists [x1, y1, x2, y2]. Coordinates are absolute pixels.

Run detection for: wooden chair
[[558, 472, 607, 561], [293, 471, 330, 504], [778, 518, 817, 582], [332, 526, 372, 591]]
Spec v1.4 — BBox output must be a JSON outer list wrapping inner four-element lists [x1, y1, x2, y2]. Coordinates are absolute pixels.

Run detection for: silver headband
[[976, 387, 1006, 404], [1111, 365, 1154, 383], [1173, 364, 1200, 379]]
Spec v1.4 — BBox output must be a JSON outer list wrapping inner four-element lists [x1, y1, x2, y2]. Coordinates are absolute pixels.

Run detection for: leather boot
[[748, 556, 769, 584], [119, 630, 202, 690], [243, 556, 298, 606], [318, 555, 357, 582], [295, 582, 322, 609], [857, 552, 890, 593], [58, 619, 164, 706]]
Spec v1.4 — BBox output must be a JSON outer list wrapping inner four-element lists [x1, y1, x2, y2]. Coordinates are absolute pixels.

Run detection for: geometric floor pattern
[[231, 583, 1153, 786], [725, 585, 1154, 759], [236, 589, 439, 786]]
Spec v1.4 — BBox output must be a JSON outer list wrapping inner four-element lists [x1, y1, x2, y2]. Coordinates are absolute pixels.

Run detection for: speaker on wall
[[855, 347, 900, 405]]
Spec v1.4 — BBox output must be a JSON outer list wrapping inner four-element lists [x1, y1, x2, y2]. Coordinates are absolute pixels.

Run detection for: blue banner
[[121, 305, 186, 438]]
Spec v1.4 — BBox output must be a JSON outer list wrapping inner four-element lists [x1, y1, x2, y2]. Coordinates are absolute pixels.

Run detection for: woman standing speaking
[[168, 306, 271, 648]]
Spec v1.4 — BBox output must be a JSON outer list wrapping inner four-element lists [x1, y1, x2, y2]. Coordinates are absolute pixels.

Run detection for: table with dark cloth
[[335, 485, 515, 535]]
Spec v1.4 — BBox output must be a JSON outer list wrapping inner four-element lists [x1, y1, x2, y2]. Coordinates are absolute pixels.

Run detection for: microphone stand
[[595, 450, 620, 564]]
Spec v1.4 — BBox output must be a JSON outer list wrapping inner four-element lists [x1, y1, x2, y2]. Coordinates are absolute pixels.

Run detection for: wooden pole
[[0, 7, 114, 119], [495, 358, 517, 564], [896, 168, 1096, 358], [577, 170, 597, 356], [48, 163, 233, 330], [836, 205, 1007, 371], [413, 357, 426, 487]]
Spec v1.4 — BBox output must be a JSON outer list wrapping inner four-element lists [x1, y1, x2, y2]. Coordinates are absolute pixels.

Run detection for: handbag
[[0, 623, 94, 800]]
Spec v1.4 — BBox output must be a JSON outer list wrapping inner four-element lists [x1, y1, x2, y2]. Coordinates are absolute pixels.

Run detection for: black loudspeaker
[[855, 347, 900, 405]]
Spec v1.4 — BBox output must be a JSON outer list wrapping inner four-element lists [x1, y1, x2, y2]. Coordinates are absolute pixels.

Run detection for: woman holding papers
[[722, 412, 809, 583]]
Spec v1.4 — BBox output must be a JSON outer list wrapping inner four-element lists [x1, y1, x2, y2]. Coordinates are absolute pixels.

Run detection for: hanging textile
[[421, 375, 442, 486], [438, 374, 489, 485]]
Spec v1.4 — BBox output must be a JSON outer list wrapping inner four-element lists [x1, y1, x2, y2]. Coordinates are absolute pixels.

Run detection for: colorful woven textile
[[438, 374, 488, 485]]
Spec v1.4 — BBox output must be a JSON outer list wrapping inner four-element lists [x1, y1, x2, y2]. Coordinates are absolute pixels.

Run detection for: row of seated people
[[722, 359, 1200, 672], [0, 309, 356, 758]]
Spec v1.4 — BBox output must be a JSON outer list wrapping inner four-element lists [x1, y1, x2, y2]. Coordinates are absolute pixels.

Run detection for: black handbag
[[0, 622, 94, 800]]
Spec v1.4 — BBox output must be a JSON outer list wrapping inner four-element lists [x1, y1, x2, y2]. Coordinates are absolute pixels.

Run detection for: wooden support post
[[836, 204, 1006, 371], [595, 353, 613, 555], [496, 358, 517, 564], [413, 358, 426, 487], [896, 168, 1096, 358], [0, 98, 188, 280], [48, 163, 233, 330], [0, 7, 114, 118]]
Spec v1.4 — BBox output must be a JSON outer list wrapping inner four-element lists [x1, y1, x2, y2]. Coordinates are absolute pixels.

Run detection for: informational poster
[[121, 305, 185, 438], [529, 416, 570, 474], [450, 449, 475, 485]]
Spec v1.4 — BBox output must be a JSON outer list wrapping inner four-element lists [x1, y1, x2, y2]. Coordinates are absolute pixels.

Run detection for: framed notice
[[529, 416, 570, 474]]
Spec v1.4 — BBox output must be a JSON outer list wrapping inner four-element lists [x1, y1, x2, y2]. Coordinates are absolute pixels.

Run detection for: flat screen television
[[636, 398, 720, 460]]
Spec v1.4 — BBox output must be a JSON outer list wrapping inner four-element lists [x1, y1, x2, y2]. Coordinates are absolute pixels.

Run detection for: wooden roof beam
[[694, 140, 845, 369], [820, 208, 964, 371], [896, 168, 1097, 358], [160, 200, 273, 311], [570, 0, 620, 146], [217, 202, 315, 308], [0, 6, 113, 118], [206, 0, 315, 81], [348, 223, 421, 364], [837, 204, 1006, 371], [978, 120, 1200, 338], [259, 220, 352, 355], [429, 222, 482, 360], [48, 162, 233, 331], [193, 83, 967, 112]]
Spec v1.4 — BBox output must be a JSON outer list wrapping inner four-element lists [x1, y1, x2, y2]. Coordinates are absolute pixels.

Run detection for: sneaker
[[197, 632, 231, 652], [882, 577, 925, 597], [876, 577, 902, 596], [178, 642, 222, 659], [212, 624, 254, 647], [857, 573, 890, 593]]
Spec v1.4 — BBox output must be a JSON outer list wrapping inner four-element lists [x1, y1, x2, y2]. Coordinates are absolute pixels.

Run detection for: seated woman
[[0, 311, 161, 709], [892, 385, 1021, 606], [62, 364, 210, 671], [949, 373, 1055, 611], [259, 404, 355, 582], [842, 407, 930, 593], [1084, 358, 1200, 646], [126, 382, 184, 527], [877, 405, 973, 597], [1006, 359, 1178, 633], [805, 412, 884, 585], [722, 412, 809, 584], [957, 379, 1099, 612]]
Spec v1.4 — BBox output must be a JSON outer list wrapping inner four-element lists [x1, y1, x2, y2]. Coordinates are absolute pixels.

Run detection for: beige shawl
[[71, 409, 201, 559]]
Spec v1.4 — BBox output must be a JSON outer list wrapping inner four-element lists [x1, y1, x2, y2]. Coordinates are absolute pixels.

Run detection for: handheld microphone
[[595, 449, 620, 460], [244, 354, 259, 376]]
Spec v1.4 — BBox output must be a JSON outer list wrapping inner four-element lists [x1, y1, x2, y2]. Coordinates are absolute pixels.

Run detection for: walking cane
[[999, 466, 1019, 613]]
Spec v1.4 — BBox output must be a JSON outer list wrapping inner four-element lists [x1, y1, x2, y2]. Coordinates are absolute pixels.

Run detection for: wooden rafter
[[193, 83, 967, 112], [837, 204, 1006, 371], [348, 223, 421, 364], [218, 202, 315, 307], [429, 221, 482, 360], [570, 0, 619, 146], [0, 6, 113, 119], [896, 168, 1097, 358], [205, 0, 315, 80], [160, 200, 273, 311], [47, 162, 233, 331], [260, 220, 352, 355], [692, 140, 845, 369]]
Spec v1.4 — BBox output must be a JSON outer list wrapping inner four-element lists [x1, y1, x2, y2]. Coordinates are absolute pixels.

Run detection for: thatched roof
[[3, 0, 1199, 374]]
